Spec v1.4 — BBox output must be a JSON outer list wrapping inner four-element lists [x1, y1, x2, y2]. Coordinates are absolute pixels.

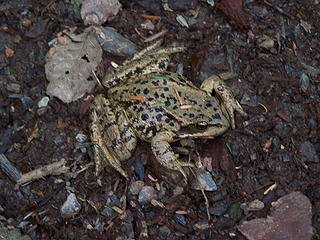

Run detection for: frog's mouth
[[177, 123, 228, 138]]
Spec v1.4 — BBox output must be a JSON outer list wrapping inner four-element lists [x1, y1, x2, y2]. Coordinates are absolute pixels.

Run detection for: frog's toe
[[225, 99, 247, 129]]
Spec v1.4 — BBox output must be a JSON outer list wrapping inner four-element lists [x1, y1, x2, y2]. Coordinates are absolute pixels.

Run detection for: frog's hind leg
[[123, 39, 186, 65], [151, 131, 194, 180], [102, 41, 186, 88], [90, 95, 137, 179]]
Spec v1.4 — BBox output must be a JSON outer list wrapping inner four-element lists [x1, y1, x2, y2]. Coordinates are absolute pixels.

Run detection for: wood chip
[[174, 88, 183, 105], [180, 105, 193, 110], [130, 96, 145, 101]]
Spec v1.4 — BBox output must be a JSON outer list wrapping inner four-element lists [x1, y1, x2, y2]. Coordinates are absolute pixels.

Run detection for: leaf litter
[[45, 27, 102, 103]]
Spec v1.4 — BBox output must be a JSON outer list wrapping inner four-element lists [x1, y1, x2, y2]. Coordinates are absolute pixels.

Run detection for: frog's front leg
[[151, 131, 194, 180], [200, 73, 247, 129], [90, 95, 137, 179]]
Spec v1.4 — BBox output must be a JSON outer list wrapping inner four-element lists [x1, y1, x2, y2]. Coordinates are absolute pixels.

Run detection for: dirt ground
[[0, 0, 319, 239]]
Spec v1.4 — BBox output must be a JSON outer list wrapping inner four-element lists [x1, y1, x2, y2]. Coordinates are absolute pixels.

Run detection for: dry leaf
[[5, 46, 14, 58], [217, 0, 248, 30], [81, 0, 122, 25], [45, 27, 102, 103]]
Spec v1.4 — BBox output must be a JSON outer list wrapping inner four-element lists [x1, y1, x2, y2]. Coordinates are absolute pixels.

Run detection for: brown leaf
[[210, 138, 236, 181], [217, 0, 249, 31], [262, 137, 272, 153]]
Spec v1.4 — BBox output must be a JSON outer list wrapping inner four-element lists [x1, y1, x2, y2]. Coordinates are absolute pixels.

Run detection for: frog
[[89, 40, 246, 180]]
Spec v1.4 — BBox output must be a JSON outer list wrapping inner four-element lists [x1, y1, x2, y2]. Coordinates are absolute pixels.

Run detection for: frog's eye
[[196, 120, 208, 130]]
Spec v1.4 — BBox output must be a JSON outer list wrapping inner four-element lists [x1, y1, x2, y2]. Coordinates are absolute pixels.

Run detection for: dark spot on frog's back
[[141, 113, 149, 121], [212, 113, 221, 120], [113, 76, 120, 83], [156, 113, 162, 122], [152, 80, 159, 86], [135, 66, 142, 74], [162, 78, 167, 85], [155, 107, 164, 112], [143, 88, 149, 94], [159, 61, 167, 70]]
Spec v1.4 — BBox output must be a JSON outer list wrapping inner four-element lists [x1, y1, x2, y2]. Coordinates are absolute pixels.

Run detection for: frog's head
[[177, 104, 231, 138]]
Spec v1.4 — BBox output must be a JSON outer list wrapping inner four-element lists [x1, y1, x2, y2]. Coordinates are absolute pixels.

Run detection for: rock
[[81, 0, 122, 25], [97, 27, 137, 57], [138, 186, 157, 204], [38, 96, 49, 108], [0, 227, 31, 240], [6, 83, 21, 93], [175, 214, 187, 226], [60, 193, 81, 218], [299, 73, 309, 93], [134, 162, 145, 180], [258, 35, 274, 49], [159, 225, 171, 239], [75, 133, 87, 143], [237, 192, 313, 240], [192, 170, 217, 191], [210, 201, 228, 216], [8, 94, 33, 110], [129, 181, 144, 195], [248, 199, 264, 211], [300, 141, 319, 163]]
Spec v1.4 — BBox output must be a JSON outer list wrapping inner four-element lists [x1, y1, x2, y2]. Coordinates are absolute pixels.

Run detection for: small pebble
[[282, 154, 290, 162], [38, 96, 50, 108], [76, 133, 87, 143], [60, 193, 81, 218], [101, 206, 116, 219], [300, 141, 319, 163], [6, 83, 21, 93], [129, 180, 144, 195], [138, 186, 157, 204], [248, 199, 265, 211], [175, 214, 187, 226], [299, 73, 309, 93], [192, 170, 217, 191], [159, 225, 171, 239], [18, 221, 29, 228], [134, 162, 145, 180], [258, 35, 274, 49], [210, 201, 228, 216], [37, 107, 48, 116]]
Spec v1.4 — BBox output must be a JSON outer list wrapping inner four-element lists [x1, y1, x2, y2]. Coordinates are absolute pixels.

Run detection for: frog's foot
[[200, 73, 247, 129], [151, 131, 194, 180], [90, 95, 137, 179]]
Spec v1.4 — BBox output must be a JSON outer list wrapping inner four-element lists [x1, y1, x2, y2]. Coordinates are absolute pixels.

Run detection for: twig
[[144, 29, 168, 43], [263, 0, 295, 19], [0, 153, 21, 182], [16, 158, 69, 187]]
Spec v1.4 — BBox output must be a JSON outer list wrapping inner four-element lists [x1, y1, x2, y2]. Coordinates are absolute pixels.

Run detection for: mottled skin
[[90, 40, 246, 180]]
